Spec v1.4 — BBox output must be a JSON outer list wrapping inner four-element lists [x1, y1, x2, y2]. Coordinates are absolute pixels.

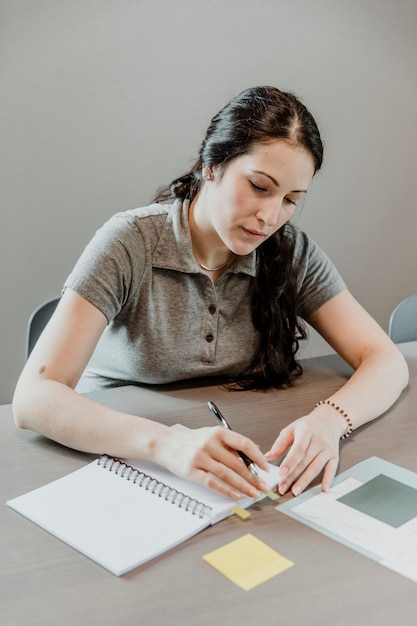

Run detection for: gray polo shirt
[[64, 199, 346, 391]]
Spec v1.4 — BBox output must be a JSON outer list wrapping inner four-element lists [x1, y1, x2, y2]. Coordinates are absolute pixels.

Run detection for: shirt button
[[205, 334, 214, 343], [208, 305, 216, 314]]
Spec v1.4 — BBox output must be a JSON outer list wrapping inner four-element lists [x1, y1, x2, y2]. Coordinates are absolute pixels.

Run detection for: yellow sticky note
[[265, 490, 280, 501], [202, 533, 294, 590], [231, 506, 251, 520]]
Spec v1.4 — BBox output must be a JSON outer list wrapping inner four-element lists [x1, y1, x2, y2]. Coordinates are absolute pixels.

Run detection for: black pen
[[207, 401, 259, 478]]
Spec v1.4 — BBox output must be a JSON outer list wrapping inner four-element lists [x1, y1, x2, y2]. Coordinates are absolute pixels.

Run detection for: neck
[[188, 196, 235, 273]]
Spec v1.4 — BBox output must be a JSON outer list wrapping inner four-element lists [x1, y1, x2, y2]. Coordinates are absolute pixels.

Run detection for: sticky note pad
[[202, 533, 294, 590]]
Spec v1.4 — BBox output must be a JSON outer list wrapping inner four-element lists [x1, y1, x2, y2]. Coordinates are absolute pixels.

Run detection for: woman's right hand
[[153, 425, 270, 499]]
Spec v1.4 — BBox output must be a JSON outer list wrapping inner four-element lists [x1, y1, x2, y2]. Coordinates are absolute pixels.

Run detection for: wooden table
[[2, 344, 417, 626]]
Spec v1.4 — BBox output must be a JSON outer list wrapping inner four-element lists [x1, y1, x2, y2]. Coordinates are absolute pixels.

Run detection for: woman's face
[[200, 139, 316, 256]]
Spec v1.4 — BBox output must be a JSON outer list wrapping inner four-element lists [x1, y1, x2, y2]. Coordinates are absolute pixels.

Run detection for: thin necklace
[[198, 253, 236, 272], [199, 260, 229, 272]]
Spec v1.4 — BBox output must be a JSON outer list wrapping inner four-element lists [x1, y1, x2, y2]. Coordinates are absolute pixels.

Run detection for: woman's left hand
[[264, 410, 346, 496]]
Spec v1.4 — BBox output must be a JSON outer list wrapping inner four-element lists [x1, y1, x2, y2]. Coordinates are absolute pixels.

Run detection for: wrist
[[314, 400, 353, 439], [146, 425, 174, 465], [131, 420, 171, 463]]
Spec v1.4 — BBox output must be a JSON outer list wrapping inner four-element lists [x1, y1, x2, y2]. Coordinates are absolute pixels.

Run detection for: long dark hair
[[153, 86, 324, 390]]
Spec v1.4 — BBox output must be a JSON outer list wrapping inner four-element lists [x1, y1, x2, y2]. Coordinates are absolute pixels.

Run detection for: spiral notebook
[[7, 454, 280, 576]]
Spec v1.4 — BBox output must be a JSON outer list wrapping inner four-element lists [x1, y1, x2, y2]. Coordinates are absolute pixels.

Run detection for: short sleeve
[[64, 214, 146, 323], [292, 228, 347, 319]]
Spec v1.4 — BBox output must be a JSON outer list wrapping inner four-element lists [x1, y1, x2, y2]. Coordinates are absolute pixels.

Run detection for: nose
[[256, 200, 283, 228]]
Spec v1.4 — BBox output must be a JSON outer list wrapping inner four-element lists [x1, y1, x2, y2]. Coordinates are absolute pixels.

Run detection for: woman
[[13, 86, 408, 499]]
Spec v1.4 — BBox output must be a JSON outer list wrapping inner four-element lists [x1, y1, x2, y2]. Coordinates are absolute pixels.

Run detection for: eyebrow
[[252, 170, 308, 194]]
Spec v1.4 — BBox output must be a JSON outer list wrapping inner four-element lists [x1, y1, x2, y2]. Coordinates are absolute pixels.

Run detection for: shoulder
[[285, 224, 331, 270], [115, 202, 173, 223], [64, 202, 179, 322], [89, 201, 180, 255], [285, 225, 346, 317], [103, 202, 175, 237]]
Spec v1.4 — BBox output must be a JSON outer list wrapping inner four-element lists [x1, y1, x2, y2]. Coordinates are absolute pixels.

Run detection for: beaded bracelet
[[315, 400, 353, 439]]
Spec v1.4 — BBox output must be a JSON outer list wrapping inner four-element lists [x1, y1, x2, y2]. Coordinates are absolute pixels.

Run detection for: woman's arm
[[13, 289, 269, 499], [265, 289, 409, 495]]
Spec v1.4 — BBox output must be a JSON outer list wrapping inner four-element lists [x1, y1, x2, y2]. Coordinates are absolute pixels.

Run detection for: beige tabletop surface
[[2, 343, 417, 626]]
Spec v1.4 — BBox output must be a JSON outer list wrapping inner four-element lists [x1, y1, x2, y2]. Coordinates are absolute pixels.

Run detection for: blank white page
[[8, 460, 210, 576]]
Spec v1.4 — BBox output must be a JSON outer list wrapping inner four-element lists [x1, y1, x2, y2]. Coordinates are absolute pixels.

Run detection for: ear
[[202, 167, 213, 181]]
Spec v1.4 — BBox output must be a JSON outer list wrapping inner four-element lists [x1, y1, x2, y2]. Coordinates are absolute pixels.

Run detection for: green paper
[[338, 474, 417, 528]]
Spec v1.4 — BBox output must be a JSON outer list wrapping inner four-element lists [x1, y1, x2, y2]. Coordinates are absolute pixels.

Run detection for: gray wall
[[1, 0, 416, 404]]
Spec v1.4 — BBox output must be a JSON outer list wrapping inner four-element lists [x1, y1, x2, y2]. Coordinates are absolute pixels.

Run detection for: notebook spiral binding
[[98, 455, 212, 519]]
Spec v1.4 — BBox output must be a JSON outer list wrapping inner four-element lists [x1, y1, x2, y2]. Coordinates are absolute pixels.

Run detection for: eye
[[284, 197, 298, 207], [250, 181, 267, 192]]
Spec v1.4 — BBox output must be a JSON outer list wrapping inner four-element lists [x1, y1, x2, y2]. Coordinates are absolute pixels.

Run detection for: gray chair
[[388, 294, 417, 343], [26, 297, 60, 359]]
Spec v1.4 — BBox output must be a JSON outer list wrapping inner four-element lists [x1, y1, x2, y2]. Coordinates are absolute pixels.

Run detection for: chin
[[225, 234, 261, 256], [232, 244, 258, 257]]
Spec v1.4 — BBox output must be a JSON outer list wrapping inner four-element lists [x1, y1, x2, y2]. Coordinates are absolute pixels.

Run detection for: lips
[[242, 226, 267, 238]]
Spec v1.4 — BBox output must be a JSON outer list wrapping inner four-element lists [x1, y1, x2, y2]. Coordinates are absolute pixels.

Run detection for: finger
[[190, 468, 243, 499], [209, 448, 269, 496], [321, 456, 339, 492], [189, 427, 270, 494], [215, 428, 269, 474], [193, 459, 262, 499], [264, 427, 294, 461], [289, 451, 334, 497], [278, 442, 323, 496], [280, 427, 339, 494], [226, 432, 270, 472], [277, 435, 315, 494]]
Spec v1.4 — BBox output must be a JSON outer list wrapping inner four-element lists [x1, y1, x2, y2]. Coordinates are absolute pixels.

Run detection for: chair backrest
[[26, 297, 60, 359], [388, 294, 417, 343]]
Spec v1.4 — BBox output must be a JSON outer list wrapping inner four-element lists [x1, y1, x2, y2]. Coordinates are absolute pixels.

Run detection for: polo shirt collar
[[152, 199, 257, 277]]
